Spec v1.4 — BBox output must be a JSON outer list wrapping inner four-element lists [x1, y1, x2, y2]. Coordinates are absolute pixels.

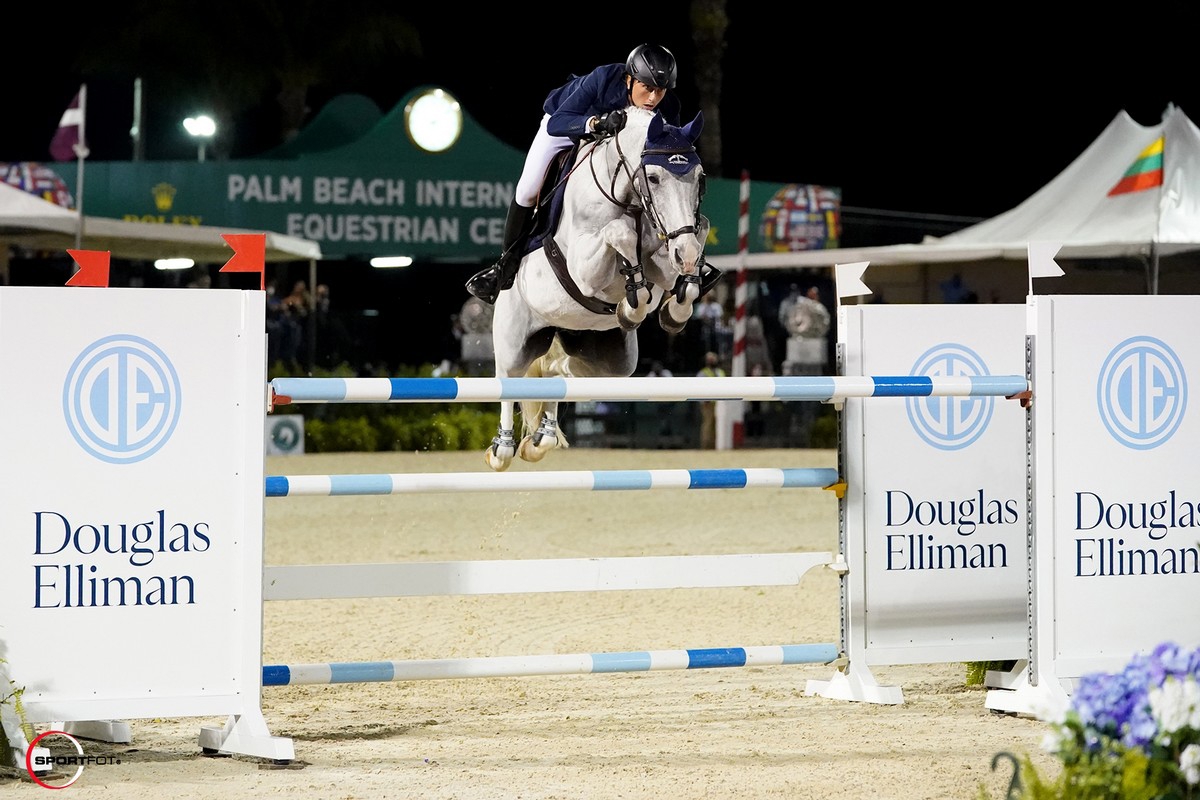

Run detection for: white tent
[[708, 105, 1200, 294], [0, 180, 321, 264]]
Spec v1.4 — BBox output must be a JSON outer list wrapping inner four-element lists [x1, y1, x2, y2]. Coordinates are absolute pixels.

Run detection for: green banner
[[38, 88, 839, 261]]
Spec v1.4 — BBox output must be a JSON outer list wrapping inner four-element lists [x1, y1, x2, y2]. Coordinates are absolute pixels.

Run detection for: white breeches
[[515, 114, 575, 208]]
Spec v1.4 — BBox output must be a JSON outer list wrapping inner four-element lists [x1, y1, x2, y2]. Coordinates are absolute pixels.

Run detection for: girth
[[542, 237, 617, 316]]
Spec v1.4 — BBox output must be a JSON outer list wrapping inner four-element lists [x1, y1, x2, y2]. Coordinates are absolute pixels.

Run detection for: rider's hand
[[594, 109, 627, 137]]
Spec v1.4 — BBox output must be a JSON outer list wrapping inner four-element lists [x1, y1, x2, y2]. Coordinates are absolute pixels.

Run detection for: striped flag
[[50, 87, 87, 162], [1107, 136, 1164, 196]]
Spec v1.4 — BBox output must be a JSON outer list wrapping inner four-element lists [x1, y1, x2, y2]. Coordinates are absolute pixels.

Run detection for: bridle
[[541, 116, 706, 316], [588, 126, 704, 246]]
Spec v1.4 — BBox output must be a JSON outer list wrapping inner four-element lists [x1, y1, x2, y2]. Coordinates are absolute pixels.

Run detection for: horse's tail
[[520, 337, 570, 449]]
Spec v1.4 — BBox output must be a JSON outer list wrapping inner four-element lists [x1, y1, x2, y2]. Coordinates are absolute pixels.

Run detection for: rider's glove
[[594, 109, 627, 137]]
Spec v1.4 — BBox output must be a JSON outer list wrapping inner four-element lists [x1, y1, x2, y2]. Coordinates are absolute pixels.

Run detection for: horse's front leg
[[485, 400, 519, 471], [599, 219, 652, 330], [659, 273, 699, 334], [657, 221, 709, 334]]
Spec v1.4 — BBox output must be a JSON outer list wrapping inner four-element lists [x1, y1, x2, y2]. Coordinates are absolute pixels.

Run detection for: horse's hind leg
[[488, 296, 557, 471], [517, 331, 629, 461], [517, 400, 562, 463], [515, 339, 570, 464]]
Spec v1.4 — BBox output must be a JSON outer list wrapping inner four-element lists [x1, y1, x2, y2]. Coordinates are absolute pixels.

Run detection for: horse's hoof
[[659, 303, 689, 334], [518, 435, 554, 463], [616, 305, 643, 331], [485, 443, 515, 472], [617, 298, 651, 331]]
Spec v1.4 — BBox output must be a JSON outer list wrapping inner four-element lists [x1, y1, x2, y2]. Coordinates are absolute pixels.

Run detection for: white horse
[[486, 106, 711, 471]]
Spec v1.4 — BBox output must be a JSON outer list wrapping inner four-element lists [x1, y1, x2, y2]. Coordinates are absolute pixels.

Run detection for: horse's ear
[[681, 111, 704, 143], [647, 112, 664, 139]]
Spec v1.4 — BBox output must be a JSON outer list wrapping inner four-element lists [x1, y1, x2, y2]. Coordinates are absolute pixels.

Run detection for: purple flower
[[1068, 642, 1200, 752]]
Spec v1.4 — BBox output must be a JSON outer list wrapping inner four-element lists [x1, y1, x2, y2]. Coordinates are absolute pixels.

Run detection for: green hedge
[[270, 361, 498, 454]]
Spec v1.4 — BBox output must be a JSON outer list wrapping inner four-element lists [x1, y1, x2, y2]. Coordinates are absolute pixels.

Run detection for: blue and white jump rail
[[268, 374, 1029, 408], [265, 467, 840, 497], [262, 643, 839, 685]]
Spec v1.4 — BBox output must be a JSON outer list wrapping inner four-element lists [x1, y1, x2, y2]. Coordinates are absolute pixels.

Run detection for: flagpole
[[74, 84, 88, 249]]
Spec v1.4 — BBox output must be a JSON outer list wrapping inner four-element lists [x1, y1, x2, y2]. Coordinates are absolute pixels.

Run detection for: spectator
[[777, 284, 803, 333], [265, 279, 302, 372], [940, 273, 973, 303], [312, 283, 352, 369], [695, 294, 724, 358], [281, 280, 313, 370], [743, 315, 774, 376], [696, 351, 726, 449]]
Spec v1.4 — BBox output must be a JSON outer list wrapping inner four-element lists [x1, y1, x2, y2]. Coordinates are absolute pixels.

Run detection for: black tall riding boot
[[466, 202, 536, 304]]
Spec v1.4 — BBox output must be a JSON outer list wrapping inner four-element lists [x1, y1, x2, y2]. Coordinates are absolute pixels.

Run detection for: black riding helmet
[[625, 43, 677, 89]]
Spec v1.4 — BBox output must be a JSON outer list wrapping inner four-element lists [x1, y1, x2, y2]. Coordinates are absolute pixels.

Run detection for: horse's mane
[[624, 107, 652, 136], [625, 106, 655, 123]]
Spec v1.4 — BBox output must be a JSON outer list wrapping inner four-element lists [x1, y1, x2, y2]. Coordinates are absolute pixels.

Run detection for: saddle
[[525, 147, 578, 254]]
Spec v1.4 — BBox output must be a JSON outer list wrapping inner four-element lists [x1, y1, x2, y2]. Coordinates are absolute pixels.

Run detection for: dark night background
[[3, 3, 1200, 372]]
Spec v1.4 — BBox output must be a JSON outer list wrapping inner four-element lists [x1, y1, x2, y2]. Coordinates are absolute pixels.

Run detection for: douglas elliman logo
[[906, 342, 996, 451], [62, 334, 182, 464]]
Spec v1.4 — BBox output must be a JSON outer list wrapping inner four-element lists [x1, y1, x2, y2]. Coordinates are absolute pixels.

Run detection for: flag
[[835, 261, 871, 299], [220, 233, 266, 290], [1107, 136, 1164, 196], [1027, 241, 1064, 279], [65, 250, 110, 287], [50, 87, 87, 162]]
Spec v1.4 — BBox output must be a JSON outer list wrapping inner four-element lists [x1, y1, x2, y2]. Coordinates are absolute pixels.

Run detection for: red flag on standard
[[65, 250, 110, 287], [220, 233, 266, 290], [50, 88, 86, 162]]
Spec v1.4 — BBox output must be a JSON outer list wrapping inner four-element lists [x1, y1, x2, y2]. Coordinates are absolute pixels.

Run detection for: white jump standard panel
[[0, 286, 291, 761]]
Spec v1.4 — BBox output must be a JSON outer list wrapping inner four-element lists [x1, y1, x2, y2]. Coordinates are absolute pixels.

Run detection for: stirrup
[[466, 265, 501, 304]]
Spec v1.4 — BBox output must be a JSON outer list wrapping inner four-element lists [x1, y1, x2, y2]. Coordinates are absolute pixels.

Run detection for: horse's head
[[636, 110, 706, 279]]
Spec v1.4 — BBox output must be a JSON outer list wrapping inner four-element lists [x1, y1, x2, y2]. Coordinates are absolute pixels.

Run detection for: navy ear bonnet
[[642, 111, 703, 175]]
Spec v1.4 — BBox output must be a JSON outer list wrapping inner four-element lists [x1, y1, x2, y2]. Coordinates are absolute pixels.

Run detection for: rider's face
[[628, 78, 666, 111]]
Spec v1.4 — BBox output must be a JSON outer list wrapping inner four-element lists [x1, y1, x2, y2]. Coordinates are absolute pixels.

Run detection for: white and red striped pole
[[724, 170, 750, 449]]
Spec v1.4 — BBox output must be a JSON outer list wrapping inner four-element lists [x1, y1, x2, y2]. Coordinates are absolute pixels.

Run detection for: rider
[[465, 43, 682, 305]]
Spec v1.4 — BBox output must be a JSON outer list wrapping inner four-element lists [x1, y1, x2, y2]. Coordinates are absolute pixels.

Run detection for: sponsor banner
[[842, 303, 1028, 664], [1031, 296, 1200, 679], [0, 286, 266, 722]]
